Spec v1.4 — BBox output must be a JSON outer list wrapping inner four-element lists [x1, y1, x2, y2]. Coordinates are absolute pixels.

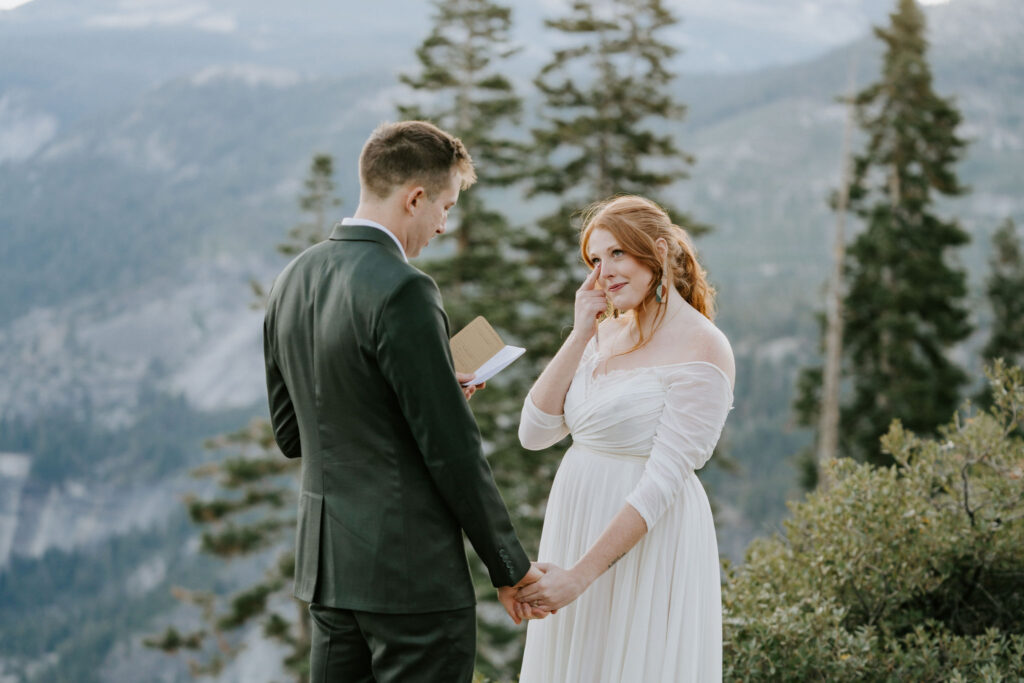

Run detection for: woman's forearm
[[528, 331, 591, 415], [515, 503, 648, 612], [529, 263, 607, 416], [571, 503, 648, 587]]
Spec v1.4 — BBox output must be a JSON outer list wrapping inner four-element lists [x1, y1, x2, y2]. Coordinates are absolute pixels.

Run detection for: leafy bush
[[723, 361, 1024, 681]]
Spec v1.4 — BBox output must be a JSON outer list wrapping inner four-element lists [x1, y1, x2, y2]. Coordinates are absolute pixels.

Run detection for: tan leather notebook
[[450, 316, 526, 385]]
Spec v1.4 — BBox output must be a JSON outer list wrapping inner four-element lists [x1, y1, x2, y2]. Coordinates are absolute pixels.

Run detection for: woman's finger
[[579, 262, 602, 291], [517, 583, 541, 601]]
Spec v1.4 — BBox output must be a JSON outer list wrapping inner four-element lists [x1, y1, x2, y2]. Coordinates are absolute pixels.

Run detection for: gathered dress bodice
[[517, 339, 734, 683]]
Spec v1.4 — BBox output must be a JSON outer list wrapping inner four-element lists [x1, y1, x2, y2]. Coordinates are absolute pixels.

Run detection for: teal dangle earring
[[655, 269, 666, 303]]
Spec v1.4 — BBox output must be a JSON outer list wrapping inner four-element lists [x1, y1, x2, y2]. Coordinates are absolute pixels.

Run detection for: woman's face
[[586, 228, 655, 312]]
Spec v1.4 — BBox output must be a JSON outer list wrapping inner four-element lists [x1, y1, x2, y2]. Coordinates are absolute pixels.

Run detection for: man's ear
[[403, 185, 427, 214]]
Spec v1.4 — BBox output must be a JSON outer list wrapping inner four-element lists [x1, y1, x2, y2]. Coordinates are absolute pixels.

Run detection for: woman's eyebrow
[[589, 243, 621, 260]]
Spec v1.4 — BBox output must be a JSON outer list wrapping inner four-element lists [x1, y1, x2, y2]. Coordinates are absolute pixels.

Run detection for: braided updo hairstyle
[[579, 195, 716, 350]]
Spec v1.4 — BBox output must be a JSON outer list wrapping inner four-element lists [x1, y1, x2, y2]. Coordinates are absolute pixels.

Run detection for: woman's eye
[[612, 250, 624, 257], [592, 258, 601, 265]]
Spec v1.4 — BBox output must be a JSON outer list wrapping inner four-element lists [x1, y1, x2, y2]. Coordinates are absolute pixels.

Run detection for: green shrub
[[723, 361, 1024, 681]]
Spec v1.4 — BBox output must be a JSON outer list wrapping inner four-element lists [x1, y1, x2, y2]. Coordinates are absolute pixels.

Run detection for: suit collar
[[329, 223, 407, 262]]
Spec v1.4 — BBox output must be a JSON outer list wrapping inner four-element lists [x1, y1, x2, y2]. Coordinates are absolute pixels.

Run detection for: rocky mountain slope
[[0, 0, 1021, 679]]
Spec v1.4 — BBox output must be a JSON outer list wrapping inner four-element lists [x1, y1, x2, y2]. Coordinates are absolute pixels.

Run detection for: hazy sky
[[0, 0, 954, 10]]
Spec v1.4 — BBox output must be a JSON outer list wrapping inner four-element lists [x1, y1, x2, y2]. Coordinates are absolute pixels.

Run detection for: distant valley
[[0, 0, 1022, 679]]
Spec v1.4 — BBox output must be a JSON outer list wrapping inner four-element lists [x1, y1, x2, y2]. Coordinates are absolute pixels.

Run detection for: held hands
[[497, 560, 591, 624], [455, 372, 485, 401], [497, 564, 551, 625], [515, 562, 588, 613], [573, 263, 605, 343]]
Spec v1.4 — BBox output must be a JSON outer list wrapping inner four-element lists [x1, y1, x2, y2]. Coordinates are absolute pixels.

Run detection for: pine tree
[[281, 154, 341, 257], [250, 154, 340, 306], [397, 0, 526, 329], [145, 420, 307, 680], [146, 154, 340, 681], [396, 3, 532, 676], [982, 218, 1024, 367], [513, 0, 704, 535], [975, 218, 1024, 409], [523, 0, 703, 364], [838, 0, 971, 465]]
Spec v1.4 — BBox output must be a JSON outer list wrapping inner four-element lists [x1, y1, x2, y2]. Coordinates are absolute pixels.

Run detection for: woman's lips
[[607, 282, 626, 292]]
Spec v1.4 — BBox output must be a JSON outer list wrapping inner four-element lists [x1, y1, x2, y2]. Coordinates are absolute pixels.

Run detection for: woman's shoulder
[[665, 310, 735, 389]]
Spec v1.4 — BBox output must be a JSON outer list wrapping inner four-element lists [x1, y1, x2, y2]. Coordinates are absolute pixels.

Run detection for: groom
[[263, 121, 541, 682]]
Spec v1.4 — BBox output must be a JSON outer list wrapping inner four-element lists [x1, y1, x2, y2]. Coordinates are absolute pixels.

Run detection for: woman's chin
[[608, 294, 638, 312]]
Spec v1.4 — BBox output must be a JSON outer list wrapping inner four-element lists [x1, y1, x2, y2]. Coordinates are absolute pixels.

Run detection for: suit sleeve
[[264, 312, 301, 459], [376, 273, 531, 587]]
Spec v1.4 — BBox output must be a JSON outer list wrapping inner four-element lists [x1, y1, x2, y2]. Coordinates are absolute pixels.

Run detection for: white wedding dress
[[517, 340, 733, 683]]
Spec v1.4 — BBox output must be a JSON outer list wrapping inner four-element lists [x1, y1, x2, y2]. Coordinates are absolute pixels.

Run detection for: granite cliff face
[[0, 257, 268, 424]]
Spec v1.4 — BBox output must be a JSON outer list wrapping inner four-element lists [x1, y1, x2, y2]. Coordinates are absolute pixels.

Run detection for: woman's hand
[[515, 562, 590, 612], [572, 263, 605, 342]]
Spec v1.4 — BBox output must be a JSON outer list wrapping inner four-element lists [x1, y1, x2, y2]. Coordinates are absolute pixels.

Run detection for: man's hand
[[455, 372, 485, 401], [497, 585, 526, 624], [497, 563, 552, 624]]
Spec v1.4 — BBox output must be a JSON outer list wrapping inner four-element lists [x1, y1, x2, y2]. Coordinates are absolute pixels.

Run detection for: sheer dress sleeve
[[517, 338, 599, 451], [625, 363, 733, 530], [518, 393, 570, 451]]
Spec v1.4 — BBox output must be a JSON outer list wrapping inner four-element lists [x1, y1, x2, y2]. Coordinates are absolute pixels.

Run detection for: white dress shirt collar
[[341, 217, 408, 262]]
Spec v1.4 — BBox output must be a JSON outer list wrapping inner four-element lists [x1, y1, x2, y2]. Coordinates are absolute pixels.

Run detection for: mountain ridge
[[0, 1, 1021, 678]]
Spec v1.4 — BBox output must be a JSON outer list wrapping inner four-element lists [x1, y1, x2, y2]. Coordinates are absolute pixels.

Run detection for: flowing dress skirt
[[518, 443, 722, 683]]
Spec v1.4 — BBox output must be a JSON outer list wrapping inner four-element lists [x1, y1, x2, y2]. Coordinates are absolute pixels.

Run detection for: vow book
[[450, 316, 525, 386]]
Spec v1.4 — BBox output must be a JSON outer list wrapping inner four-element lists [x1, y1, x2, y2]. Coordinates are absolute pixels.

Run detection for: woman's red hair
[[580, 195, 716, 351]]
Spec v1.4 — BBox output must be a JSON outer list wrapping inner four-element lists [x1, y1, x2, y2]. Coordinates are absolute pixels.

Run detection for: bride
[[514, 195, 735, 682]]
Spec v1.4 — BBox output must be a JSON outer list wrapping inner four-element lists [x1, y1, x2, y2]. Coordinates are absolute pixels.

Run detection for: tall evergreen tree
[[396, 2, 529, 513], [836, 0, 971, 466], [982, 218, 1024, 367], [514, 0, 705, 528], [145, 420, 307, 680], [396, 3, 533, 677], [250, 154, 340, 307], [397, 0, 524, 332], [146, 154, 341, 681], [523, 0, 703, 363], [280, 154, 342, 257]]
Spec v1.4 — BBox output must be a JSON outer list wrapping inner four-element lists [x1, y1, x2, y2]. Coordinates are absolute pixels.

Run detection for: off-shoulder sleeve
[[517, 337, 597, 451], [625, 363, 733, 530], [519, 392, 570, 451]]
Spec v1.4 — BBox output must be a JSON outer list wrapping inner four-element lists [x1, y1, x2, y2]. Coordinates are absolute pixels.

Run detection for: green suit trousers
[[308, 602, 476, 683]]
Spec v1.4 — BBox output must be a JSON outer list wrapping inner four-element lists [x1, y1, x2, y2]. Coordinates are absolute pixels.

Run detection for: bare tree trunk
[[818, 55, 858, 490]]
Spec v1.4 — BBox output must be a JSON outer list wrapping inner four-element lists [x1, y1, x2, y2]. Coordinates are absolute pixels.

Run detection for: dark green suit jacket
[[263, 224, 531, 614]]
